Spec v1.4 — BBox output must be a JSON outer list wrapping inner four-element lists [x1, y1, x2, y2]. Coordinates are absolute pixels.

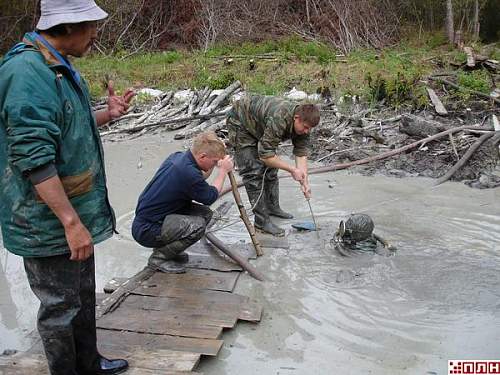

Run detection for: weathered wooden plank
[[97, 267, 155, 319], [139, 269, 240, 292], [126, 371, 202, 375], [131, 286, 262, 322], [102, 348, 200, 372], [97, 307, 223, 339], [0, 351, 201, 374], [426, 87, 448, 116], [185, 254, 243, 272], [115, 295, 238, 328], [239, 300, 263, 322], [0, 353, 49, 374], [188, 240, 257, 259], [97, 329, 222, 356], [121, 295, 240, 325]]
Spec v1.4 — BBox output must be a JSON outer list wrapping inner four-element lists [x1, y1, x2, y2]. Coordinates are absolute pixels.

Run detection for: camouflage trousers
[[154, 203, 213, 257], [23, 254, 98, 375], [226, 119, 279, 191]]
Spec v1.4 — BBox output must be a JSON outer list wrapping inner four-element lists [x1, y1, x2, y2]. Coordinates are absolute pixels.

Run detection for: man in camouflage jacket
[[227, 95, 320, 236]]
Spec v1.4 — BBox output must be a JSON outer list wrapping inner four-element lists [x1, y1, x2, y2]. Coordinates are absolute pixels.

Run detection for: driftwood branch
[[100, 113, 226, 136], [435, 131, 497, 186], [429, 77, 500, 105]]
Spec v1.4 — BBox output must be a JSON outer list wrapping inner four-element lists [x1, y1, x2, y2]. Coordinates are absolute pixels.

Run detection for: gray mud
[[1, 133, 500, 375]]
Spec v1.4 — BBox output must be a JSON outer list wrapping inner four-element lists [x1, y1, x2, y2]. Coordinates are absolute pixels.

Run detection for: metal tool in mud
[[306, 197, 319, 232]]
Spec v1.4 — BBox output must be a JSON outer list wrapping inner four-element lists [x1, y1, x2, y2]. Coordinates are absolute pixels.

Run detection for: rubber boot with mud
[[247, 188, 285, 237], [266, 179, 294, 219], [148, 246, 187, 273]]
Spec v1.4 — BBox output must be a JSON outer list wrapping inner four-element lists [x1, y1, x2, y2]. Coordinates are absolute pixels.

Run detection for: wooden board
[[131, 286, 262, 322], [96, 267, 155, 319], [426, 87, 448, 116], [185, 254, 243, 272], [0, 352, 201, 374], [115, 294, 239, 328], [101, 348, 200, 372], [97, 329, 222, 356], [189, 240, 257, 259], [121, 294, 241, 324], [138, 269, 240, 293], [255, 233, 290, 249], [97, 307, 223, 339]]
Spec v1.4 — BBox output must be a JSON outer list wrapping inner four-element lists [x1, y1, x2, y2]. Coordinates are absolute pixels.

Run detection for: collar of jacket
[[22, 33, 61, 67]]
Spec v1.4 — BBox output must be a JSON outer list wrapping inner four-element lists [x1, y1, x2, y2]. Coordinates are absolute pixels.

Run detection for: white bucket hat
[[36, 0, 108, 30]]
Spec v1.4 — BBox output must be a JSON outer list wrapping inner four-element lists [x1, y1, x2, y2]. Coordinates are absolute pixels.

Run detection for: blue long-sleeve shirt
[[132, 150, 218, 247]]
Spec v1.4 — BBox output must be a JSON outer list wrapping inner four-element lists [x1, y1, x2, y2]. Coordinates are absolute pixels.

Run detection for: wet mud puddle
[[1, 138, 499, 375], [200, 173, 500, 375]]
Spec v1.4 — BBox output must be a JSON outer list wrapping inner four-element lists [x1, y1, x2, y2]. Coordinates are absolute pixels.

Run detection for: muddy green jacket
[[0, 33, 115, 257], [227, 95, 309, 158]]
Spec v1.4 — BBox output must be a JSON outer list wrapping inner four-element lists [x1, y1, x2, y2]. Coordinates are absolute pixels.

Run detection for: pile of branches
[[100, 81, 242, 139]]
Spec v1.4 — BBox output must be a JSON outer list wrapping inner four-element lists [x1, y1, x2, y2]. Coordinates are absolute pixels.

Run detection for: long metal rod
[[306, 198, 319, 232]]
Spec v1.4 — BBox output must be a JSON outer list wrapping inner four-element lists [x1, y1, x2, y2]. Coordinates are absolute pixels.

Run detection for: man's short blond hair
[[191, 131, 226, 158]]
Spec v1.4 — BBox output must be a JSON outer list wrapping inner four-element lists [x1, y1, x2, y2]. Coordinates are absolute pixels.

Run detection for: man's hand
[[107, 80, 135, 120], [64, 220, 94, 261], [291, 167, 305, 182], [218, 155, 234, 173], [301, 180, 312, 199]]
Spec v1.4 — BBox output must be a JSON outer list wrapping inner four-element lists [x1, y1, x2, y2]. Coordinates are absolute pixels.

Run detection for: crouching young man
[[132, 132, 234, 273]]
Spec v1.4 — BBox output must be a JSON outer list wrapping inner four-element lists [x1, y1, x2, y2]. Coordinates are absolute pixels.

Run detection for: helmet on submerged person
[[337, 214, 374, 243]]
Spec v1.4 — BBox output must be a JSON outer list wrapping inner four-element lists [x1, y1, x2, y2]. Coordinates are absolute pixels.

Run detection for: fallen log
[[399, 114, 450, 138], [435, 131, 497, 186]]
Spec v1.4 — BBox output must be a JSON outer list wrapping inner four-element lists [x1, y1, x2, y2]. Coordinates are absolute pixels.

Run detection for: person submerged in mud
[[226, 95, 320, 237], [132, 131, 234, 273], [332, 214, 397, 256]]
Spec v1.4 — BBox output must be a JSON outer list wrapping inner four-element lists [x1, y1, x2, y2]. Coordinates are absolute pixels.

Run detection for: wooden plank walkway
[[0, 241, 262, 374]]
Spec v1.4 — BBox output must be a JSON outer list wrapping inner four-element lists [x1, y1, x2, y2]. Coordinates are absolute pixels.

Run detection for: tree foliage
[[0, 0, 497, 54]]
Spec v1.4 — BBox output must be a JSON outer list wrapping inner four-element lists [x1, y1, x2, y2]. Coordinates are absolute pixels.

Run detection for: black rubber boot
[[148, 246, 187, 274], [79, 355, 129, 375], [247, 188, 285, 237], [266, 179, 294, 219]]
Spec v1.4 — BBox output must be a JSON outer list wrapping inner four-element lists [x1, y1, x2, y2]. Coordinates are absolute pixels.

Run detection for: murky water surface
[[1, 134, 499, 375]]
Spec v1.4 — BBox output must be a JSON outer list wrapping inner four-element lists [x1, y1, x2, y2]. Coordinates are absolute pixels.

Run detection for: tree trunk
[[446, 0, 455, 44], [473, 0, 480, 40]]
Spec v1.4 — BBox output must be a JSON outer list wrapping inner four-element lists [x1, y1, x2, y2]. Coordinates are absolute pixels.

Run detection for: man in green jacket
[[0, 1, 133, 374], [227, 95, 320, 236]]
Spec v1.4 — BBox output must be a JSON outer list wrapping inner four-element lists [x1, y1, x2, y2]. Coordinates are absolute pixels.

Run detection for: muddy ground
[[306, 103, 500, 189]]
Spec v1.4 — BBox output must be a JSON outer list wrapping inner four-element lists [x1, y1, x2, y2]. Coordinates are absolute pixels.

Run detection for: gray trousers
[[155, 203, 213, 256], [23, 254, 98, 375]]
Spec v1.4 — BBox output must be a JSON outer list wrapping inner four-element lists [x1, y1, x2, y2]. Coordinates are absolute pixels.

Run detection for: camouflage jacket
[[227, 95, 309, 158], [0, 33, 115, 257]]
